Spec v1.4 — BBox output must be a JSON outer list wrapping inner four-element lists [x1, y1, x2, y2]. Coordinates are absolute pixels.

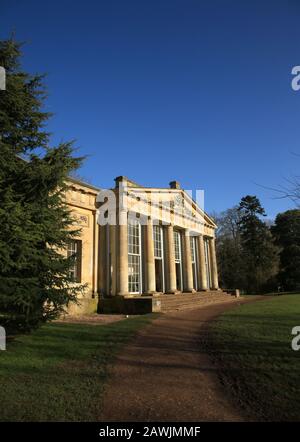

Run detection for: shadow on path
[[99, 297, 264, 422]]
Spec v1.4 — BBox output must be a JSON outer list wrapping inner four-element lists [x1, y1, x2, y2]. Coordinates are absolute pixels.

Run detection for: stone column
[[166, 224, 177, 293], [117, 210, 129, 296], [145, 218, 156, 294], [183, 230, 195, 292], [197, 235, 208, 290], [93, 210, 99, 297], [98, 224, 107, 296], [209, 237, 219, 290], [110, 224, 117, 295]]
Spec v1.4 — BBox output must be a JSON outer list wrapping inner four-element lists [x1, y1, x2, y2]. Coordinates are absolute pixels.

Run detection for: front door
[[175, 262, 182, 291], [155, 259, 163, 292]]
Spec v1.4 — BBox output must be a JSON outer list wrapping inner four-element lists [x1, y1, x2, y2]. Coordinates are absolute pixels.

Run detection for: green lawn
[[210, 295, 300, 421], [0, 314, 155, 421]]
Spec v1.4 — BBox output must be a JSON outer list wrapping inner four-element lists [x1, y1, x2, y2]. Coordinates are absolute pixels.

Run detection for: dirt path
[[99, 297, 262, 422], [56, 313, 127, 325]]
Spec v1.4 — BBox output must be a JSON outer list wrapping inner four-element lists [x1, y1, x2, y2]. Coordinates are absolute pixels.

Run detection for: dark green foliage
[[216, 236, 243, 288], [0, 40, 50, 154], [215, 197, 279, 293], [237, 196, 279, 293], [214, 206, 244, 289], [0, 39, 84, 333], [272, 210, 300, 290]]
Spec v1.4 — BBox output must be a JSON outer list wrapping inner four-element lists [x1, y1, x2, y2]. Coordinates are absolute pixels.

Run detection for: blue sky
[[2, 0, 300, 218]]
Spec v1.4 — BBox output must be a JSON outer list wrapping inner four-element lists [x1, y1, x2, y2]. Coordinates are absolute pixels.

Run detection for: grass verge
[[209, 294, 300, 421]]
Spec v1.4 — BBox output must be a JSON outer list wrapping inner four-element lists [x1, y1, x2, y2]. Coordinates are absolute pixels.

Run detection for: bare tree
[[258, 154, 300, 208]]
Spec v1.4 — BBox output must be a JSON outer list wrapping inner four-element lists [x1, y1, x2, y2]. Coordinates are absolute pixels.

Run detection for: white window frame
[[153, 224, 165, 293], [67, 239, 82, 283], [128, 220, 142, 294], [190, 236, 198, 291], [204, 237, 211, 289], [174, 230, 183, 291]]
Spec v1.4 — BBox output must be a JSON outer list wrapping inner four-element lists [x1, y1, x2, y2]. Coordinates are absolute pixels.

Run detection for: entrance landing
[[155, 290, 238, 312], [100, 290, 239, 314]]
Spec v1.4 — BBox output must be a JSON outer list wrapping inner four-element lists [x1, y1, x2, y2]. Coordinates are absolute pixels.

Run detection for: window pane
[[128, 220, 141, 293], [67, 240, 81, 282], [128, 221, 140, 255], [190, 237, 196, 263], [153, 225, 162, 258], [174, 231, 181, 261], [128, 254, 140, 293]]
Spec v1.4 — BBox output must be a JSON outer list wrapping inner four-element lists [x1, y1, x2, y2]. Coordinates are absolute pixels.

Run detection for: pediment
[[124, 186, 216, 235]]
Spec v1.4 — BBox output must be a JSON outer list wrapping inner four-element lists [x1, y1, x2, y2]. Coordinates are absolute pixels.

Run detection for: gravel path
[[56, 313, 127, 325], [99, 297, 262, 422]]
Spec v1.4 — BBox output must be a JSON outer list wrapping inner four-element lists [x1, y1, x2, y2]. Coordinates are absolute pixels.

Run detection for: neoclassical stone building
[[65, 175, 220, 314]]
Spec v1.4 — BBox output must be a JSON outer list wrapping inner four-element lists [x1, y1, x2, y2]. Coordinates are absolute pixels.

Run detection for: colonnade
[[117, 217, 219, 296]]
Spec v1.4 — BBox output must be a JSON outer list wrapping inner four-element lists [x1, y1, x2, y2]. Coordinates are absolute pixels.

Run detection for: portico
[[115, 223, 219, 297], [65, 175, 220, 314], [107, 176, 219, 297]]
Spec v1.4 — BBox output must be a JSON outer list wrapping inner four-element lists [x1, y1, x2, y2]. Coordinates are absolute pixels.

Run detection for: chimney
[[114, 176, 127, 188], [169, 180, 181, 190]]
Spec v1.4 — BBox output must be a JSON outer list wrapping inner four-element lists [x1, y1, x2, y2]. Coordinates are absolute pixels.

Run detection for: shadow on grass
[[208, 295, 300, 421], [0, 314, 156, 421]]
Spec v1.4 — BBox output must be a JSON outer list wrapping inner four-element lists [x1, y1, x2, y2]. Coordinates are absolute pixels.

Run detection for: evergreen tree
[[272, 210, 300, 290], [0, 39, 84, 333], [214, 207, 245, 289], [238, 196, 279, 293]]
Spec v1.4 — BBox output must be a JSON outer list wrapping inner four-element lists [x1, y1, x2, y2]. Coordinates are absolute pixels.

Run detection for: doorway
[[155, 259, 164, 292], [175, 262, 182, 291]]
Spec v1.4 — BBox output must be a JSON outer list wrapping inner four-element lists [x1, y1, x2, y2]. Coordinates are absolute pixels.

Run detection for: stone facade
[[65, 176, 219, 314]]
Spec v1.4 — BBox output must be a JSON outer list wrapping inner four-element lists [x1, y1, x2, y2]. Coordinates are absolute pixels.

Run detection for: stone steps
[[101, 290, 239, 314], [156, 291, 238, 312]]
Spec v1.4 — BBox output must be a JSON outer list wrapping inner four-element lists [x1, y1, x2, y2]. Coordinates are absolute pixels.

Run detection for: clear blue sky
[[2, 0, 300, 218]]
